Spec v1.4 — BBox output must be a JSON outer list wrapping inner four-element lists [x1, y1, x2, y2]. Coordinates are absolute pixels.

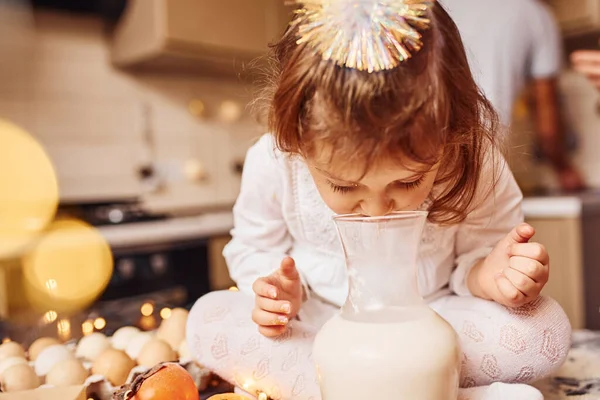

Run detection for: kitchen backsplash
[[0, 6, 264, 213]]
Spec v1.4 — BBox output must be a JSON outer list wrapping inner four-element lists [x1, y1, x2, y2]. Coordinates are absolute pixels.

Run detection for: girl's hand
[[469, 224, 550, 308], [251, 257, 303, 337]]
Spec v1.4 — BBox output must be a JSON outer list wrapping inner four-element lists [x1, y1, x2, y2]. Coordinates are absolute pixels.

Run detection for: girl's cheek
[[325, 195, 351, 213], [319, 192, 356, 214]]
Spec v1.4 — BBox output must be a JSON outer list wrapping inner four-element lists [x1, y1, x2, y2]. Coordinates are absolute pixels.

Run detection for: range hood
[[110, 0, 292, 75]]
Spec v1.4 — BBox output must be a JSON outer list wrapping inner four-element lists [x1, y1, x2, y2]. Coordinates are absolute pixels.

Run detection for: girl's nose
[[359, 196, 394, 217]]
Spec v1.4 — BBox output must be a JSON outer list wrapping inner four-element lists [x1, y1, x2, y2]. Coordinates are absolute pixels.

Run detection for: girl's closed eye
[[394, 175, 425, 191], [326, 175, 425, 194], [327, 180, 357, 194]]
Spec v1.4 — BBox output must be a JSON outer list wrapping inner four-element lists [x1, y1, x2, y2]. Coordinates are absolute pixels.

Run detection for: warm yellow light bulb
[[141, 302, 154, 316], [258, 392, 268, 400], [57, 319, 71, 341], [160, 308, 171, 320], [94, 317, 106, 330], [2, 338, 10, 344], [43, 310, 58, 324], [82, 320, 94, 336], [228, 286, 239, 292]]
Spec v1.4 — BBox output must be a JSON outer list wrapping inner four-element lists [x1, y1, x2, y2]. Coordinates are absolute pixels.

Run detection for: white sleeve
[[529, 2, 563, 78], [222, 134, 293, 294], [449, 157, 524, 296]]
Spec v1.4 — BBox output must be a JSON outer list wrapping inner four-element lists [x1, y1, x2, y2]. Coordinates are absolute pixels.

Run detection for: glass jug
[[313, 212, 460, 399]]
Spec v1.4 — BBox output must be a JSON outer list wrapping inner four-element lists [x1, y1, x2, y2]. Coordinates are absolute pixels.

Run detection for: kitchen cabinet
[[547, 0, 600, 36], [525, 215, 585, 329], [111, 0, 293, 75], [523, 194, 600, 330]]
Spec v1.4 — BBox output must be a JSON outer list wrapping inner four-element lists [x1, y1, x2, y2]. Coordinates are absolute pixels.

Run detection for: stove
[[57, 202, 231, 316], [0, 198, 233, 343], [59, 201, 168, 226]]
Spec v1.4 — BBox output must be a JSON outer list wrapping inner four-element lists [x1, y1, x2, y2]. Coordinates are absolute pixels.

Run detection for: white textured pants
[[187, 291, 571, 399]]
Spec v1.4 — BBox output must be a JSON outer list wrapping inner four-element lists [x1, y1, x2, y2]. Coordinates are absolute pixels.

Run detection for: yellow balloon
[[23, 219, 113, 314], [0, 119, 59, 258]]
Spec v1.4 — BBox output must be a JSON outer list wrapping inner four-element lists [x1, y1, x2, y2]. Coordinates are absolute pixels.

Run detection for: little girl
[[187, 1, 571, 399]]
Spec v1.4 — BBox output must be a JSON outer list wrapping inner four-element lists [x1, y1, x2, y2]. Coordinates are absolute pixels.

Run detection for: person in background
[[443, 0, 586, 192], [571, 42, 600, 90]]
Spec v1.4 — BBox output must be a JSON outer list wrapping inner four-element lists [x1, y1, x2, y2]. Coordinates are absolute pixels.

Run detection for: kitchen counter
[[522, 191, 600, 218], [98, 211, 233, 249], [522, 196, 582, 218]]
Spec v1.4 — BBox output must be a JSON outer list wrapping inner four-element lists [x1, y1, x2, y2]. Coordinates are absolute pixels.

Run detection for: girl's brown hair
[[266, 2, 499, 224]]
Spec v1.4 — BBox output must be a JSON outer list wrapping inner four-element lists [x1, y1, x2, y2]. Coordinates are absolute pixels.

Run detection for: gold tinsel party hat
[[290, 0, 435, 72]]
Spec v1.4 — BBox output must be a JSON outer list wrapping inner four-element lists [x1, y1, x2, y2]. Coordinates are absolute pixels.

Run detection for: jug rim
[[333, 211, 428, 223]]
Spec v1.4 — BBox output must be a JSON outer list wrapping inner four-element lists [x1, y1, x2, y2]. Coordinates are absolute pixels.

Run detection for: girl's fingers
[[252, 278, 278, 299], [508, 255, 548, 283], [509, 243, 549, 264], [255, 296, 292, 314], [495, 273, 526, 308], [279, 257, 300, 281], [251, 307, 289, 327], [502, 267, 538, 297], [258, 325, 287, 338]]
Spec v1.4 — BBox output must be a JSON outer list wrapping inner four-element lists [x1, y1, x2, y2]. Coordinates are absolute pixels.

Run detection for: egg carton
[[48, 341, 211, 398], [1, 340, 211, 399], [80, 359, 212, 400], [1, 359, 211, 400], [26, 355, 211, 398], [2, 308, 203, 398]]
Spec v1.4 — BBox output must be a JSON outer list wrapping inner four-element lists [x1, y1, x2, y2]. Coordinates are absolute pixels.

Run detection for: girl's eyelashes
[[395, 175, 425, 191], [326, 175, 425, 194], [327, 180, 356, 194]]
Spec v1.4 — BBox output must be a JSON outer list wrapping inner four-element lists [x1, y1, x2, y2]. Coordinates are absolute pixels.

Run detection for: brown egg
[[157, 308, 188, 350], [0, 342, 25, 361], [28, 337, 60, 361], [0, 364, 39, 392], [92, 349, 135, 387], [46, 358, 89, 387], [0, 357, 28, 377], [137, 338, 177, 368]]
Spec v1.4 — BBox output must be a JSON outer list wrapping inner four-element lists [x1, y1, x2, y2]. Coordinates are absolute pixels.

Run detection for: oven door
[[103, 238, 211, 305], [98, 213, 234, 307]]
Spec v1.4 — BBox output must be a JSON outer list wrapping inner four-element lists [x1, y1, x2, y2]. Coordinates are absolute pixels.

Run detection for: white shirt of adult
[[223, 135, 524, 310], [442, 0, 562, 125]]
